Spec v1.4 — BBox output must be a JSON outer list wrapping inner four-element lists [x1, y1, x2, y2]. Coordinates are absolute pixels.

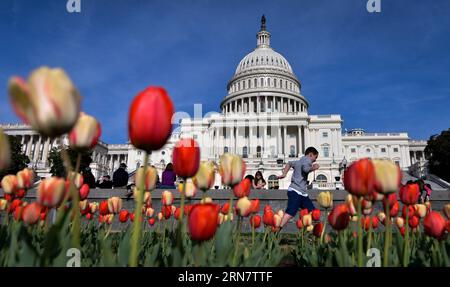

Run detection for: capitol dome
[[221, 15, 308, 115]]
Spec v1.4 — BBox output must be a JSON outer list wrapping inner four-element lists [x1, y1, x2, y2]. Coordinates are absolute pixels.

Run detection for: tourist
[[277, 146, 320, 228], [253, 171, 266, 189], [82, 167, 96, 188], [160, 163, 176, 189], [113, 163, 129, 188], [424, 183, 432, 202], [96, 175, 113, 189]]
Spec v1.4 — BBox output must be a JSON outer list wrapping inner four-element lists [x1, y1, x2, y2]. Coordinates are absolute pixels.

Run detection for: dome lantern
[[257, 15, 271, 48]]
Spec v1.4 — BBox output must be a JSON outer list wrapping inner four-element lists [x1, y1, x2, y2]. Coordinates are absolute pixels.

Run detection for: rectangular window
[[323, 146, 329, 158], [322, 132, 328, 138], [381, 148, 386, 153], [394, 148, 399, 152], [351, 148, 356, 153]]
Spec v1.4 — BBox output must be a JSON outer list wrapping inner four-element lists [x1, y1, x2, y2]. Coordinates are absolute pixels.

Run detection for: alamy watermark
[[66, 0, 81, 13], [66, 248, 81, 267], [367, 0, 381, 13], [366, 248, 381, 267]]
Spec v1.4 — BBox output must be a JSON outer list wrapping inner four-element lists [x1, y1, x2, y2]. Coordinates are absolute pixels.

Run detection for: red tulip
[[423, 211, 447, 240], [128, 87, 174, 152], [221, 202, 230, 214], [233, 178, 251, 198], [8, 199, 22, 214], [15, 189, 26, 199], [399, 183, 420, 205], [184, 204, 193, 216], [99, 200, 109, 215], [402, 205, 415, 219], [313, 222, 324, 238], [382, 193, 398, 210], [446, 220, 450, 233], [130, 213, 135, 222], [296, 218, 304, 229], [148, 218, 156, 226], [188, 203, 219, 241], [79, 200, 90, 215], [299, 208, 309, 219], [328, 204, 350, 231], [174, 207, 181, 220], [172, 138, 200, 178], [79, 184, 90, 201], [250, 215, 261, 228], [372, 217, 379, 229], [399, 226, 406, 237], [21, 202, 41, 225], [249, 199, 260, 214], [263, 210, 274, 226], [162, 205, 172, 219], [119, 210, 129, 223], [264, 204, 272, 213], [86, 213, 93, 220], [343, 158, 376, 197], [409, 215, 419, 228], [390, 202, 400, 217], [311, 209, 321, 221]]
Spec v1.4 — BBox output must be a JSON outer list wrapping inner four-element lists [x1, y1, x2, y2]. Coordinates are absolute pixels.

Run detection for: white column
[[282, 126, 287, 156], [249, 125, 254, 156], [42, 137, 50, 165], [297, 125, 302, 157], [26, 135, 32, 157], [277, 125, 282, 155], [305, 127, 310, 149], [33, 136, 41, 162]]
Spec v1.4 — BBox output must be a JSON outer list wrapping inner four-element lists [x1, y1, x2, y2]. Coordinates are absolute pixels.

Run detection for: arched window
[[224, 146, 229, 153], [322, 145, 330, 158], [254, 78, 257, 87], [268, 175, 279, 189], [280, 79, 282, 88], [256, 146, 262, 158], [248, 79, 251, 88], [316, 174, 327, 183], [260, 78, 264, 87], [136, 161, 141, 170], [243, 146, 248, 158], [289, 145, 296, 157]]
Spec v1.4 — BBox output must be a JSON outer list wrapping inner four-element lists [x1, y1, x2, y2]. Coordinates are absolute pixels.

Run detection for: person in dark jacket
[[113, 163, 129, 188], [82, 167, 96, 188], [96, 175, 113, 189]]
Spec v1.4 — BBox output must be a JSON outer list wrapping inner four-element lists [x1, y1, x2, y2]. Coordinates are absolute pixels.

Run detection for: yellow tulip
[[317, 191, 333, 209], [193, 161, 215, 191], [69, 112, 101, 150], [219, 153, 246, 187], [372, 159, 402, 194]]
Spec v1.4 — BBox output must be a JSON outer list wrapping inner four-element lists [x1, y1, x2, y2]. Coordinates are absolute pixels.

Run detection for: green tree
[[424, 128, 450, 182], [48, 147, 93, 177], [0, 135, 30, 179]]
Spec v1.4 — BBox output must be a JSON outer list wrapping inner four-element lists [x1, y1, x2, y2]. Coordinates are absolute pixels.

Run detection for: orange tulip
[[21, 202, 42, 225], [311, 209, 321, 221], [188, 203, 219, 241], [119, 210, 129, 223], [128, 87, 174, 152], [16, 168, 34, 189], [233, 178, 251, 198], [37, 177, 65, 208], [328, 204, 350, 231], [250, 215, 261, 228], [423, 211, 446, 240], [399, 183, 420, 205]]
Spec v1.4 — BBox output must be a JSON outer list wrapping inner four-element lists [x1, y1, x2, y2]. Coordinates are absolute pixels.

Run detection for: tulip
[[79, 184, 90, 201], [249, 199, 260, 214], [296, 218, 304, 229], [311, 209, 321, 221], [188, 203, 219, 241], [399, 183, 420, 205], [372, 217, 379, 229], [173, 138, 200, 178], [174, 207, 182, 220], [313, 222, 324, 238], [302, 214, 312, 227], [161, 190, 173, 206], [99, 200, 109, 215], [193, 161, 215, 191], [395, 217, 405, 228], [9, 67, 81, 137], [423, 211, 446, 240], [89, 202, 98, 214], [37, 177, 65, 208], [221, 203, 230, 214], [86, 213, 93, 220], [0, 199, 7, 211], [377, 212, 386, 225], [218, 213, 225, 225], [317, 191, 333, 209], [104, 214, 114, 225], [178, 179, 198, 198], [1, 175, 18, 194], [119, 210, 129, 223], [382, 193, 398, 210], [107, 197, 122, 214], [128, 86, 174, 152], [249, 215, 261, 228], [135, 166, 158, 191], [16, 168, 34, 189], [414, 204, 427, 218], [233, 178, 251, 198], [409, 215, 419, 229], [277, 209, 285, 219], [343, 158, 376, 197], [21, 202, 41, 225], [446, 220, 450, 233], [306, 225, 314, 232], [68, 112, 101, 150], [399, 226, 406, 237], [264, 204, 272, 213], [299, 208, 309, 219], [184, 204, 193, 216], [14, 204, 26, 221], [236, 196, 252, 217], [171, 205, 177, 214], [328, 204, 350, 231], [402, 205, 415, 219], [263, 210, 274, 226], [79, 200, 90, 215], [148, 218, 156, 226], [161, 205, 172, 219], [219, 153, 246, 187], [372, 159, 402, 194], [0, 129, 11, 171], [443, 204, 449, 219], [8, 199, 22, 214], [145, 207, 155, 218], [345, 195, 357, 215], [272, 214, 282, 228], [200, 197, 213, 204]]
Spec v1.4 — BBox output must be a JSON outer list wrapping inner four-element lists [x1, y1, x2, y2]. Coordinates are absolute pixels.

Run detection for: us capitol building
[[1, 16, 428, 190]]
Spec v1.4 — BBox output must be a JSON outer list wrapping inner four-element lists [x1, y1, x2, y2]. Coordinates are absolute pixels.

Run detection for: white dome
[[235, 47, 294, 76]]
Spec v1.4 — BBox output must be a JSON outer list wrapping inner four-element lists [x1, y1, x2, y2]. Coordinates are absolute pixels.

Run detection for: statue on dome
[[261, 15, 266, 31]]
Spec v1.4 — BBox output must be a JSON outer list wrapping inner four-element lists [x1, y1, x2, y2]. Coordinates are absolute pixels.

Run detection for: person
[[113, 163, 129, 188], [277, 146, 320, 228], [423, 183, 432, 203], [160, 163, 176, 189], [253, 171, 266, 189], [245, 174, 255, 183], [96, 175, 113, 189], [82, 167, 96, 188]]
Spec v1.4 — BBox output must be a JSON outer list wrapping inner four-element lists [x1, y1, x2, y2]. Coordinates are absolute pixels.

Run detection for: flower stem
[[129, 152, 148, 267], [383, 196, 391, 267], [357, 197, 363, 267], [403, 209, 410, 267]]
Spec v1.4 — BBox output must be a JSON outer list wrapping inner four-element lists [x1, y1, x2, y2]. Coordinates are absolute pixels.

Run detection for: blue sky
[[1, 0, 449, 144]]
